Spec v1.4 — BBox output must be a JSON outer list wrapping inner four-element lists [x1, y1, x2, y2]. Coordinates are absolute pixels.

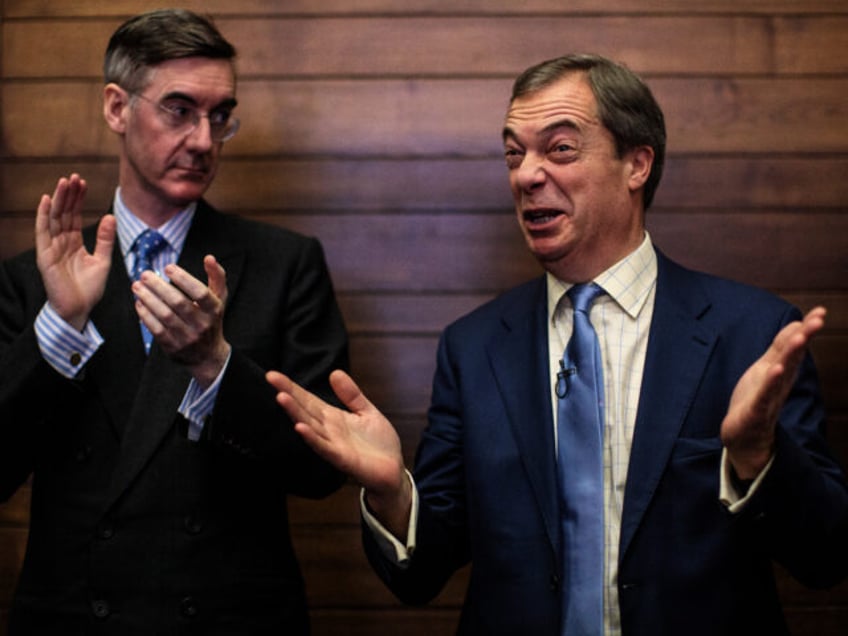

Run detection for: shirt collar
[[114, 187, 196, 257], [547, 232, 658, 322]]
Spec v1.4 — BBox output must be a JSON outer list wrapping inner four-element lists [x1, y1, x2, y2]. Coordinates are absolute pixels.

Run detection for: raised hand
[[131, 255, 230, 387], [266, 369, 412, 537], [35, 174, 116, 331], [721, 306, 827, 479]]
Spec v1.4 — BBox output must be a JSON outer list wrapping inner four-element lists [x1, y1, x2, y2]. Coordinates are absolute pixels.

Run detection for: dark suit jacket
[[0, 200, 349, 635], [364, 250, 848, 635]]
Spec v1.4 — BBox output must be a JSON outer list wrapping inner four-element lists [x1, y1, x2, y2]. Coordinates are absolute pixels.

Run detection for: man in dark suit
[[266, 54, 848, 634], [0, 9, 348, 635]]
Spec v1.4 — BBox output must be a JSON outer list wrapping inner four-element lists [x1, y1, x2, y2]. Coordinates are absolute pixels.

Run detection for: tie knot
[[567, 282, 603, 314], [132, 229, 167, 281], [134, 229, 166, 259]]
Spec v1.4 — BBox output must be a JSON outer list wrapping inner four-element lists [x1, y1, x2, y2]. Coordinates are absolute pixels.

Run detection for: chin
[[166, 182, 210, 205]]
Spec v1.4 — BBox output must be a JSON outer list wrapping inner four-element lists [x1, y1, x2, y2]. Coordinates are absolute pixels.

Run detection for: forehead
[[503, 72, 599, 137], [143, 57, 236, 99]]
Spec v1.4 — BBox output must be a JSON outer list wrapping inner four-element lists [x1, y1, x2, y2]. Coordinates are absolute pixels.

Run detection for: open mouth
[[523, 209, 564, 225]]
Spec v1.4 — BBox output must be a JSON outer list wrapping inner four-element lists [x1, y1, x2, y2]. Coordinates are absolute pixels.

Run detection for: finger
[[799, 306, 826, 339], [203, 255, 228, 304], [34, 194, 53, 253], [266, 370, 293, 393], [329, 369, 378, 415], [750, 361, 787, 420], [47, 177, 70, 237], [54, 174, 85, 235], [133, 274, 187, 338], [64, 174, 87, 234], [771, 309, 824, 369], [134, 297, 165, 341], [164, 264, 222, 314]]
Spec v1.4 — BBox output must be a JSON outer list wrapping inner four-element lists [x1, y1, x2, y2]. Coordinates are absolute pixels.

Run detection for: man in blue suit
[[267, 54, 848, 634]]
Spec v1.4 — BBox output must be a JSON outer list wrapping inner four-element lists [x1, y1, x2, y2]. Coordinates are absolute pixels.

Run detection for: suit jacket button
[[180, 596, 199, 618], [97, 523, 114, 540], [183, 514, 203, 535], [91, 599, 110, 618]]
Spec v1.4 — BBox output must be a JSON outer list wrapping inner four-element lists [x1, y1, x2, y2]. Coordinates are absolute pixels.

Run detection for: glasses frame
[[130, 91, 240, 143]]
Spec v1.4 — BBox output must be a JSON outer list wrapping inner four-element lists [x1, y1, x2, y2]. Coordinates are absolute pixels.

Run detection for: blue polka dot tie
[[131, 229, 167, 353], [556, 282, 605, 635]]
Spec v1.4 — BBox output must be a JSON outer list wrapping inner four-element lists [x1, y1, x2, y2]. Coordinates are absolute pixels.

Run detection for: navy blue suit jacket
[[364, 250, 848, 635]]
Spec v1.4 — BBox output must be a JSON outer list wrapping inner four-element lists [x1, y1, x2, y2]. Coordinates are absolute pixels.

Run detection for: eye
[[160, 102, 194, 125], [208, 109, 232, 128], [504, 146, 524, 168], [549, 141, 578, 162]]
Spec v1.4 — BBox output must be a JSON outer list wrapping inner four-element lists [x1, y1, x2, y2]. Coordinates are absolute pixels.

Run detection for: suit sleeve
[[0, 254, 84, 501], [363, 326, 472, 604], [732, 305, 848, 588]]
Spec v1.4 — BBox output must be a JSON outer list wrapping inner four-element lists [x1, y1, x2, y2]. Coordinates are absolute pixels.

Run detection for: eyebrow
[[161, 91, 238, 111], [502, 117, 580, 143]]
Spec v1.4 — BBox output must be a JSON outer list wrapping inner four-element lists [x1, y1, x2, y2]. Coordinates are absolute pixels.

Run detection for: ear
[[626, 145, 654, 193], [103, 83, 130, 134]]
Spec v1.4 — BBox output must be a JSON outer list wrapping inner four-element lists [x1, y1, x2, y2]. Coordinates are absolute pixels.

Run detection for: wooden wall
[[1, 1, 847, 634]]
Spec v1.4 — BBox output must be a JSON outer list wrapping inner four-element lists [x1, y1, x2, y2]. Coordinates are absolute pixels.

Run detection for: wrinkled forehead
[[503, 73, 600, 138]]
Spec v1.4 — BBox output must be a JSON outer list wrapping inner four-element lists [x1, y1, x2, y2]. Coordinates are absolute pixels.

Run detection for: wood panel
[[4, 15, 848, 78], [2, 16, 779, 77], [3, 156, 848, 213], [3, 0, 846, 18], [2, 2, 847, 635], [1, 211, 845, 292], [4, 77, 848, 157]]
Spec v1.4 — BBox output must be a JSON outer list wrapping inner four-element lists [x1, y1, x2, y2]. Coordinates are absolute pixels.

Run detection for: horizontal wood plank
[[4, 156, 848, 214], [1, 212, 846, 292], [4, 78, 848, 157], [4, 0, 847, 18], [309, 608, 460, 636], [775, 16, 848, 74], [4, 16, 790, 78]]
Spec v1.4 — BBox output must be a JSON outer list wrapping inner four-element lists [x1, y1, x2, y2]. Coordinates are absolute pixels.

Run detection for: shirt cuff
[[34, 302, 103, 378], [719, 447, 774, 513], [360, 470, 418, 568], [177, 349, 231, 441]]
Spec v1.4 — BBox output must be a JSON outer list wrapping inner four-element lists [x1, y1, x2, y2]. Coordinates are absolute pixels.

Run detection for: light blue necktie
[[556, 282, 605, 635], [131, 229, 167, 354]]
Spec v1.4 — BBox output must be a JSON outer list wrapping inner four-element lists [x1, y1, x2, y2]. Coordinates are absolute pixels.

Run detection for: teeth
[[526, 211, 558, 223]]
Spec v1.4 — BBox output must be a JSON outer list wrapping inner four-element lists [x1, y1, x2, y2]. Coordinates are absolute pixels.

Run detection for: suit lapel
[[619, 254, 717, 558], [487, 278, 561, 555], [98, 202, 246, 511], [177, 202, 246, 299], [86, 226, 148, 439]]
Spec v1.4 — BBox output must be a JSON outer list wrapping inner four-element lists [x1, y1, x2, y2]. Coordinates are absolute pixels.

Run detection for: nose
[[184, 116, 214, 151], [513, 153, 547, 192]]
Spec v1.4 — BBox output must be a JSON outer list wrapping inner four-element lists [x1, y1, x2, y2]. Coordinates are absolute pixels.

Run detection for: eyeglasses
[[131, 92, 240, 143]]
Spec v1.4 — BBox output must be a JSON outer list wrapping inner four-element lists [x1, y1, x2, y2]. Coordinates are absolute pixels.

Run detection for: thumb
[[203, 254, 228, 303], [329, 369, 377, 415], [93, 214, 117, 262]]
